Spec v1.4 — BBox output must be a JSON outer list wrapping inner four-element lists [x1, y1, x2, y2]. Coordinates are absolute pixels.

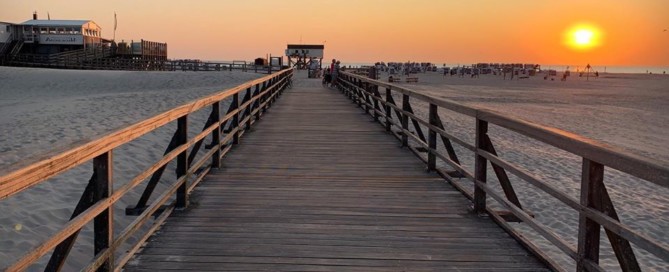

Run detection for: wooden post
[[232, 93, 240, 144], [474, 119, 488, 214], [212, 102, 221, 168], [363, 85, 373, 115], [343, 75, 350, 98], [176, 116, 188, 209], [93, 152, 113, 272], [355, 79, 362, 107], [245, 87, 252, 130], [271, 77, 279, 105], [385, 88, 392, 132], [401, 94, 410, 147], [349, 76, 355, 100], [372, 85, 380, 122], [427, 104, 438, 171], [256, 82, 265, 119], [261, 81, 269, 113], [577, 158, 603, 271], [358, 79, 365, 109]]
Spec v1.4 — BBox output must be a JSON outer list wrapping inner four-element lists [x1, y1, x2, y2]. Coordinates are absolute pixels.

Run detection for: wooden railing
[[164, 61, 282, 74], [337, 71, 669, 272], [7, 54, 282, 73], [0, 68, 293, 271]]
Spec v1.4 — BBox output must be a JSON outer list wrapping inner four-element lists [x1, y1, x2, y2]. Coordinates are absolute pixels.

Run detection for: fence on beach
[[0, 68, 293, 271], [336, 71, 669, 271], [7, 53, 283, 74]]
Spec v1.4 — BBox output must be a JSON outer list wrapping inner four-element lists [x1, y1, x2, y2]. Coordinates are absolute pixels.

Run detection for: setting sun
[[565, 24, 602, 51], [574, 29, 594, 45]]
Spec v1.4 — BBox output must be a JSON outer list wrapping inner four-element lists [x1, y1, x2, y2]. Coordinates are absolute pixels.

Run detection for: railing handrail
[[1, 67, 292, 271], [337, 71, 669, 271], [0, 68, 292, 199], [341, 71, 669, 188]]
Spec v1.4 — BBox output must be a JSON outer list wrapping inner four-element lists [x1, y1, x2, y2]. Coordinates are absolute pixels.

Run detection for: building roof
[[287, 44, 324, 49], [21, 20, 94, 26]]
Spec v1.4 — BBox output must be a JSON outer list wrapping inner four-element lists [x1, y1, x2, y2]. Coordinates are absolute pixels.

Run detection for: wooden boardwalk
[[124, 76, 549, 271]]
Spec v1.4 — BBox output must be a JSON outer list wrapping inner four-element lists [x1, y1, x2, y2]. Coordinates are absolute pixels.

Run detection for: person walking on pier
[[323, 68, 332, 86], [331, 60, 341, 88]]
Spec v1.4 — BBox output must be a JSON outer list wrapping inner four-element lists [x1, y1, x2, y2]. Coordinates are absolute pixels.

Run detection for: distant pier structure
[[286, 44, 323, 69]]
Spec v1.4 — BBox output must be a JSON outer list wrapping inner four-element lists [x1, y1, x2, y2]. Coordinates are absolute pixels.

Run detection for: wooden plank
[[401, 94, 410, 146], [427, 103, 437, 171], [124, 74, 548, 271], [45, 173, 96, 271], [176, 116, 189, 209], [577, 158, 603, 272], [342, 71, 668, 188], [474, 119, 488, 214], [478, 111, 669, 188], [483, 135, 522, 209], [478, 149, 669, 261], [93, 152, 113, 272], [598, 178, 641, 271], [211, 102, 221, 168]]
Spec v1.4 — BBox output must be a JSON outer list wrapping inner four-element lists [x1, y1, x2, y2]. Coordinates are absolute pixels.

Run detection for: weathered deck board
[[124, 75, 549, 271]]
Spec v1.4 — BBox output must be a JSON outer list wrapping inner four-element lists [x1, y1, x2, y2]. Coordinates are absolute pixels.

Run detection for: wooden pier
[[122, 77, 548, 271], [1, 69, 667, 272]]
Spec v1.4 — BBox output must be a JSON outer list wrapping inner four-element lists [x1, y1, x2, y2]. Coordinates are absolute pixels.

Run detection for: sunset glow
[[0, 0, 668, 65], [565, 24, 602, 51]]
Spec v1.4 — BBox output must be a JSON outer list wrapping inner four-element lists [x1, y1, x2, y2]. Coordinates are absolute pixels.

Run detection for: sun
[[565, 24, 602, 51], [574, 29, 594, 45]]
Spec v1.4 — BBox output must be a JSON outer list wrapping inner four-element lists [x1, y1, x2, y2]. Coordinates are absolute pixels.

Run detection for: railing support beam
[[401, 94, 410, 147], [577, 158, 603, 271], [428, 103, 438, 171], [176, 116, 188, 209], [212, 102, 221, 168], [93, 152, 113, 272], [474, 119, 488, 214], [385, 88, 392, 131], [232, 93, 240, 144]]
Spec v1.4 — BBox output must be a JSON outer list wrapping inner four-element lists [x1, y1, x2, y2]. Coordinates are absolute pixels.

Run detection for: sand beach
[[0, 66, 667, 270], [0, 67, 262, 270], [379, 70, 669, 271]]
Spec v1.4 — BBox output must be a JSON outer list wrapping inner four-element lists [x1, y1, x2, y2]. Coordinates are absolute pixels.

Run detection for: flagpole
[[113, 12, 117, 42]]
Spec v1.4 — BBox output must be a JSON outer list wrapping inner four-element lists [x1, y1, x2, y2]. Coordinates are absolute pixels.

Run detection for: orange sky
[[2, 0, 668, 65]]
